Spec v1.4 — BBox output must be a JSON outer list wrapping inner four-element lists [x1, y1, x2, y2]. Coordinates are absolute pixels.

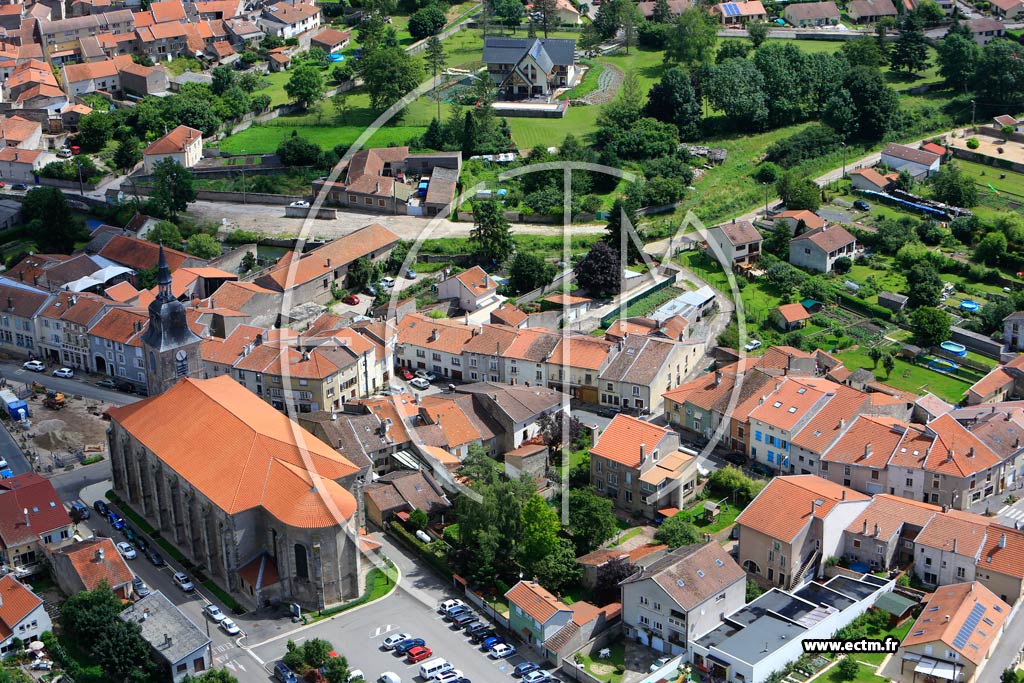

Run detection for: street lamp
[[762, 182, 769, 217], [76, 158, 84, 196], [842, 141, 847, 179]]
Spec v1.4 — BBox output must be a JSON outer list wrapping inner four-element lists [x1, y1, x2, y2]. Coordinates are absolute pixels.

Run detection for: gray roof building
[[482, 37, 576, 70], [120, 591, 211, 683]]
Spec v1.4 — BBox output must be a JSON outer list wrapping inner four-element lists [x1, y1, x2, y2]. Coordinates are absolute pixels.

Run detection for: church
[[108, 247, 363, 609]]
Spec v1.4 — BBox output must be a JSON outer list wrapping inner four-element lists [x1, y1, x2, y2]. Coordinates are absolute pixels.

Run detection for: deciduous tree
[[151, 158, 197, 219], [644, 66, 701, 139], [575, 242, 621, 297], [509, 252, 556, 293], [666, 8, 718, 68], [284, 65, 325, 109], [911, 307, 951, 347], [567, 487, 619, 554], [654, 514, 702, 548], [186, 233, 222, 259]]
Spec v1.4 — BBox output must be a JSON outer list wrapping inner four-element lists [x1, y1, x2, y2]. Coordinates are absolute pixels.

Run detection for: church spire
[[156, 243, 172, 302]]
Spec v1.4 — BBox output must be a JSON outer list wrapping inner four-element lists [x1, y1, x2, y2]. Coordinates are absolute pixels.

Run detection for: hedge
[[387, 523, 454, 579], [835, 291, 894, 321], [204, 579, 245, 614], [106, 490, 157, 535], [317, 565, 396, 619]]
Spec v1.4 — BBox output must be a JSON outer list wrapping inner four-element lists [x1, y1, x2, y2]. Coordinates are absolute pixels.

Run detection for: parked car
[[131, 576, 150, 597], [22, 360, 44, 372], [379, 276, 395, 288], [289, 200, 311, 208], [378, 673, 401, 683], [649, 657, 671, 673], [481, 636, 505, 651], [469, 628, 495, 644], [382, 632, 411, 650], [205, 604, 226, 622], [11, 184, 26, 191], [415, 369, 437, 382], [173, 572, 194, 591], [406, 269, 417, 279], [743, 339, 762, 352], [146, 549, 164, 566], [115, 542, 136, 560], [439, 599, 465, 613], [106, 512, 125, 530], [69, 501, 90, 520], [452, 611, 477, 627], [57, 148, 72, 159], [409, 377, 430, 390], [514, 663, 541, 677], [465, 623, 490, 638], [406, 646, 432, 663], [96, 378, 117, 389], [853, 200, 871, 211], [443, 605, 468, 620], [52, 367, 74, 378], [342, 294, 360, 306], [274, 661, 298, 683], [435, 670, 465, 683], [394, 638, 425, 655], [489, 644, 516, 659], [398, 367, 414, 381], [93, 500, 108, 515], [134, 536, 149, 553], [221, 617, 241, 635], [522, 672, 549, 683]]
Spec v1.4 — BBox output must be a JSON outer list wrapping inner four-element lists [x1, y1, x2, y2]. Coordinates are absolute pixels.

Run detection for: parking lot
[[250, 585, 548, 683]]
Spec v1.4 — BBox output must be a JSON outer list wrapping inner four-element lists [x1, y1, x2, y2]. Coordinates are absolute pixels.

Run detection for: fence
[[559, 625, 624, 683], [131, 183, 308, 206], [463, 587, 510, 629]]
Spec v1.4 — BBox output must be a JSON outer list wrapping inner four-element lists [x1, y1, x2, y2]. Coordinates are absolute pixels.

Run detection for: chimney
[[953, 538, 958, 554], [330, 411, 337, 421], [23, 508, 28, 527], [640, 443, 646, 464], [999, 534, 1007, 548], [713, 371, 721, 387], [864, 443, 872, 460], [5, 296, 10, 312], [95, 547, 104, 561], [839, 418, 846, 430], [326, 258, 331, 267], [163, 634, 172, 648], [862, 519, 868, 534], [14, 152, 18, 162], [430, 328, 440, 342], [947, 449, 954, 463], [943, 614, 951, 623], [968, 447, 975, 458], [873, 523, 880, 536], [841, 490, 846, 500]]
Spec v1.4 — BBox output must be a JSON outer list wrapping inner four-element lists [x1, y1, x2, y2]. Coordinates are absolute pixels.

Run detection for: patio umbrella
[[28, 641, 44, 652]]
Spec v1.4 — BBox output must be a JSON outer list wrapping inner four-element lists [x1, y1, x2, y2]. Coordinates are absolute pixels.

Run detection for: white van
[[438, 599, 464, 614], [419, 658, 452, 681]]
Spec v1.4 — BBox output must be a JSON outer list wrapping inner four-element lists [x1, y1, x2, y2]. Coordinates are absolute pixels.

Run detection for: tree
[[776, 172, 821, 211], [930, 163, 979, 208], [868, 347, 883, 368], [753, 41, 810, 127], [652, 0, 673, 23], [470, 200, 514, 265], [408, 508, 428, 530], [594, 557, 636, 605], [251, 93, 272, 112], [147, 221, 183, 247], [835, 657, 859, 681], [575, 242, 621, 298], [654, 514, 702, 548], [593, 0, 620, 38], [22, 187, 88, 253], [567, 487, 619, 554], [716, 39, 751, 63], [534, 0, 558, 37], [937, 32, 979, 92], [906, 262, 943, 308], [533, 538, 582, 593], [152, 158, 196, 219], [537, 411, 585, 457], [666, 8, 718, 68], [890, 17, 930, 75], [704, 58, 768, 129], [1002, 669, 1020, 683], [747, 21, 769, 48], [78, 111, 114, 152], [424, 35, 448, 81], [277, 134, 323, 166], [409, 5, 446, 39], [975, 231, 1008, 266], [644, 66, 701, 139], [284, 65, 325, 109], [211, 64, 236, 95], [241, 251, 256, 273], [746, 580, 765, 602], [519, 496, 561, 572], [495, 0, 524, 29], [833, 256, 852, 274], [913, 0, 945, 25], [825, 66, 899, 141], [911, 307, 951, 347], [186, 233, 221, 259], [763, 225, 791, 259], [348, 257, 383, 292], [509, 252, 556, 293], [361, 46, 425, 112], [332, 91, 349, 124], [322, 656, 350, 683], [620, 0, 642, 54], [841, 36, 883, 69], [113, 136, 142, 172], [975, 39, 1024, 108], [62, 583, 154, 681], [604, 197, 642, 265], [881, 352, 896, 378]]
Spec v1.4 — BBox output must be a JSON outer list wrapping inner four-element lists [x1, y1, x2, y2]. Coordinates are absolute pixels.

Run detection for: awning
[[658, 507, 680, 518], [912, 657, 959, 681]]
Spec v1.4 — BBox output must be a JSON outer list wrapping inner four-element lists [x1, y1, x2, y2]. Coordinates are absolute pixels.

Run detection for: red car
[[398, 367, 414, 380], [406, 646, 432, 663], [342, 294, 360, 305]]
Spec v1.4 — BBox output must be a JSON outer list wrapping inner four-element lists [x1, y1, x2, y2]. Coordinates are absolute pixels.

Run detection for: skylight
[[773, 401, 782, 408], [797, 388, 807, 394], [696, 570, 705, 578], [788, 407, 797, 413]]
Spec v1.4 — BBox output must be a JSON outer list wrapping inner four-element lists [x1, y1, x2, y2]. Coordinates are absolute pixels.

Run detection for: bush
[[966, 137, 980, 150], [408, 5, 446, 39], [765, 124, 841, 168], [225, 229, 262, 245]]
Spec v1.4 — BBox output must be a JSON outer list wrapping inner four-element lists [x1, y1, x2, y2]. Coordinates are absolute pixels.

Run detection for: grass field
[[954, 158, 1024, 197], [835, 347, 970, 404]]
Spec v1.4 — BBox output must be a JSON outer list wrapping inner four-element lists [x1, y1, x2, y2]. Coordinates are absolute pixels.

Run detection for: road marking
[[999, 505, 1010, 515], [1006, 508, 1024, 520], [372, 624, 396, 638], [224, 662, 236, 672]]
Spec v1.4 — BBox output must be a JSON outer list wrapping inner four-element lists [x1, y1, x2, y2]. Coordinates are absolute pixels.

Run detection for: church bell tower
[[141, 245, 202, 396]]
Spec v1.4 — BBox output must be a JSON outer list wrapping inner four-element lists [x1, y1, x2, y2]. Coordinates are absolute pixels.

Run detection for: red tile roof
[[776, 303, 810, 324], [903, 582, 1008, 665], [737, 475, 867, 544], [56, 537, 134, 591], [0, 473, 71, 548], [143, 125, 201, 156], [505, 580, 569, 624], [591, 414, 672, 468], [0, 576, 42, 640]]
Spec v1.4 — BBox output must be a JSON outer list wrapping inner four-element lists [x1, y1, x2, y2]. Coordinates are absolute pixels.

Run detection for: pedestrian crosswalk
[[997, 504, 1024, 521]]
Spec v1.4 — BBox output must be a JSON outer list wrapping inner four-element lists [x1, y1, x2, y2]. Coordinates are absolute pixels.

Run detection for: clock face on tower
[[175, 350, 188, 377]]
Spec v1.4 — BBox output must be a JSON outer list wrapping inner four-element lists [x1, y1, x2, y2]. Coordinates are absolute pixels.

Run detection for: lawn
[[624, 286, 686, 318], [953, 158, 1024, 197], [577, 640, 625, 683], [559, 60, 605, 101], [678, 499, 742, 534], [834, 347, 970, 404]]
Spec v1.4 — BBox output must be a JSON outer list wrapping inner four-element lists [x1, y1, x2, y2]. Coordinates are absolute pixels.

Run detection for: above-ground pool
[[929, 359, 959, 372], [960, 300, 980, 313], [328, 53, 344, 62], [940, 341, 968, 356]]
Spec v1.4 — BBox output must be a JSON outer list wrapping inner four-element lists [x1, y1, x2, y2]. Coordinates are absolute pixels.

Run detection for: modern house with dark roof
[[120, 591, 211, 682], [482, 37, 578, 98], [789, 224, 857, 273], [783, 0, 840, 25], [363, 470, 450, 527], [620, 542, 746, 656], [880, 143, 941, 179]]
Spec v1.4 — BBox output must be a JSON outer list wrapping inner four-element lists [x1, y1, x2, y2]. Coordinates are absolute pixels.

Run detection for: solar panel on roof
[[722, 2, 741, 15], [952, 602, 986, 650]]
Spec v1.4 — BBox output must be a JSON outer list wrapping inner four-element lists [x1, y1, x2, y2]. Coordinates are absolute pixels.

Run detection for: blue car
[[481, 636, 505, 651], [394, 638, 425, 655], [515, 663, 541, 678], [106, 511, 125, 530]]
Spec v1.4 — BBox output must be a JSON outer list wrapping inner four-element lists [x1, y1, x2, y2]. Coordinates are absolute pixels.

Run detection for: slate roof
[[482, 37, 576, 67], [621, 541, 745, 611]]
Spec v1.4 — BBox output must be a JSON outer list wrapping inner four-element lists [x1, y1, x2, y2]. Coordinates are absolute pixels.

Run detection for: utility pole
[[842, 141, 847, 179], [76, 159, 84, 196], [240, 149, 246, 205], [971, 99, 976, 128], [763, 182, 769, 217]]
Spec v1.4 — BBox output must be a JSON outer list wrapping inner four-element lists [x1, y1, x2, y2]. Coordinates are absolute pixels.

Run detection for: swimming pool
[[929, 359, 959, 372], [940, 341, 967, 356], [959, 300, 980, 313]]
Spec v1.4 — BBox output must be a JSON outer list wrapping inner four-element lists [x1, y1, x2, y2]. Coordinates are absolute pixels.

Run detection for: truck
[[0, 389, 28, 420]]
